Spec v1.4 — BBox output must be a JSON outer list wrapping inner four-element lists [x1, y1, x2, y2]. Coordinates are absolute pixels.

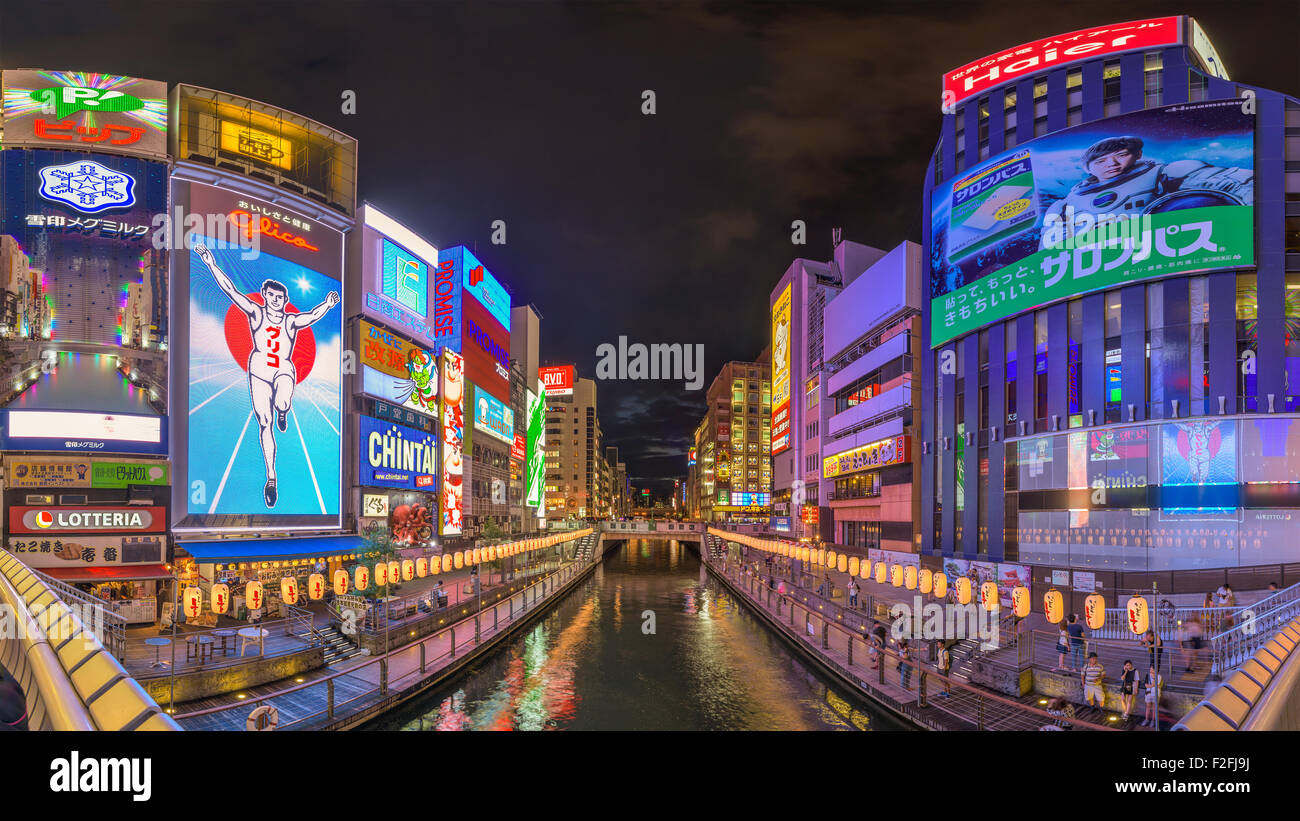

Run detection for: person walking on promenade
[[898, 638, 913, 690], [1054, 623, 1070, 672], [1082, 652, 1106, 710], [1181, 617, 1204, 673], [936, 640, 952, 698], [848, 579, 859, 608], [1118, 659, 1137, 720], [1067, 614, 1087, 672], [1140, 664, 1163, 729]]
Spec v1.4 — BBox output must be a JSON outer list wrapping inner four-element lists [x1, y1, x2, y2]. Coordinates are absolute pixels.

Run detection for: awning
[[41, 563, 173, 582], [175, 535, 368, 564]]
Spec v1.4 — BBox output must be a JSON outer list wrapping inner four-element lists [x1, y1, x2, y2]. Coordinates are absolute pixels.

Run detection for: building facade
[[691, 359, 772, 523], [921, 17, 1300, 596]]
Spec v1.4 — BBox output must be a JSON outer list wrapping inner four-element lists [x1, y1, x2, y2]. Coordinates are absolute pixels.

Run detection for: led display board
[[771, 283, 792, 455], [942, 18, 1181, 108], [823, 436, 910, 479], [539, 364, 575, 396], [172, 179, 343, 530], [358, 318, 437, 416], [356, 205, 446, 351], [526, 384, 546, 518], [461, 290, 510, 403], [358, 415, 437, 490], [444, 245, 510, 331], [1, 70, 168, 159], [440, 349, 465, 535], [730, 491, 770, 506], [470, 382, 515, 444], [930, 99, 1254, 347], [1, 410, 166, 455]]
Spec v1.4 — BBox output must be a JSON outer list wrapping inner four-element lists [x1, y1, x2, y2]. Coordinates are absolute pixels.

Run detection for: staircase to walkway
[[319, 624, 362, 666]]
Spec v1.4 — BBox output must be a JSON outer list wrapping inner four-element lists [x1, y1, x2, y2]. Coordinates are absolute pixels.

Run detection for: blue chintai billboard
[[359, 415, 438, 490]]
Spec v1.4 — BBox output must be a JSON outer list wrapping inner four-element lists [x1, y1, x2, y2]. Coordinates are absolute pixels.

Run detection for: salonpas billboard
[[930, 99, 1254, 348]]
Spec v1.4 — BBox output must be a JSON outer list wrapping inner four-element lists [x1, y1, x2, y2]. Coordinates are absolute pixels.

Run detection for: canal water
[[366, 539, 907, 731]]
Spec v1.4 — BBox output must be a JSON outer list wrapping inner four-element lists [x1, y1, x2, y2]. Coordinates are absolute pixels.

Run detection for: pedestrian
[[848, 579, 859, 608], [898, 638, 913, 689], [1181, 617, 1204, 673], [1054, 623, 1070, 672], [1081, 652, 1106, 710], [1118, 659, 1137, 720], [937, 641, 952, 698], [1141, 629, 1163, 672], [1067, 614, 1087, 672], [868, 635, 881, 670], [1140, 664, 1163, 728], [1046, 696, 1076, 730]]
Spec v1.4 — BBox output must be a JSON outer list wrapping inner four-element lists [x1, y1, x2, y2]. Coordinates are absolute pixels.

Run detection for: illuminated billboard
[[540, 364, 575, 396], [1, 70, 168, 159], [3, 149, 168, 352], [471, 382, 515, 445], [355, 204, 446, 351], [823, 436, 910, 479], [440, 348, 465, 536], [526, 384, 546, 518], [942, 18, 1181, 108], [771, 282, 792, 455], [461, 289, 510, 403], [358, 318, 437, 417], [930, 99, 1254, 347], [0, 410, 166, 455], [359, 415, 437, 490], [446, 245, 510, 331], [172, 180, 343, 530]]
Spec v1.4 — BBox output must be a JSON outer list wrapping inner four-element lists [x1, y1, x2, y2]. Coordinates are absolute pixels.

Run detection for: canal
[[366, 539, 908, 731]]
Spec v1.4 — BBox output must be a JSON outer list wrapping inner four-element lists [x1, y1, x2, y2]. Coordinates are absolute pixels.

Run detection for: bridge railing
[[1175, 615, 1300, 731], [0, 550, 179, 731]]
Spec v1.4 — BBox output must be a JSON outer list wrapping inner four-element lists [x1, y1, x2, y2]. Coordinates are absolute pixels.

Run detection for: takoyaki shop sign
[[358, 415, 438, 490]]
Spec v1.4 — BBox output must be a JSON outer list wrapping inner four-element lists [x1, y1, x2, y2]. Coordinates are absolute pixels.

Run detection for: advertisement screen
[[1161, 419, 1236, 514], [823, 436, 910, 479], [930, 100, 1254, 347], [540, 364, 574, 396], [358, 319, 437, 417], [356, 205, 447, 352], [359, 415, 437, 490], [942, 18, 1181, 108], [1, 70, 169, 159], [440, 349, 465, 535], [526, 384, 546, 518], [448, 245, 510, 331], [512, 432, 527, 462], [1, 410, 165, 454], [471, 382, 514, 444], [6, 457, 168, 489], [771, 283, 792, 455], [461, 290, 510, 403], [174, 180, 343, 530]]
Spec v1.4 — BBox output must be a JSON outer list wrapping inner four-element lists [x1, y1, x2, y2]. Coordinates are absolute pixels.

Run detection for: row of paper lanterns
[[186, 530, 592, 615], [711, 528, 1151, 634]]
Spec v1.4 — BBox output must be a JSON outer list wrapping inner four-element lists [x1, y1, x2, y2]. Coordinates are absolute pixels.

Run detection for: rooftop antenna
[[832, 227, 842, 249]]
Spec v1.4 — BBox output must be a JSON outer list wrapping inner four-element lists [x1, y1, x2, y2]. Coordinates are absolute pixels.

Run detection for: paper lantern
[[932, 572, 948, 600], [441, 554, 453, 573], [1044, 588, 1064, 624], [1126, 594, 1149, 635], [454, 552, 464, 570], [281, 576, 298, 605], [905, 565, 918, 590], [919, 568, 933, 595], [980, 581, 999, 611], [487, 546, 496, 562], [472, 548, 481, 565], [387, 561, 400, 583], [308, 573, 325, 600], [416, 558, 428, 578], [848, 557, 860, 576], [890, 564, 903, 588], [1011, 585, 1030, 618], [211, 583, 230, 615], [333, 570, 349, 596], [875, 562, 887, 584], [354, 565, 369, 592], [823, 550, 834, 568], [1083, 593, 1105, 630], [402, 560, 415, 582], [183, 586, 202, 620], [860, 559, 871, 580], [246, 580, 264, 610], [954, 576, 972, 605], [375, 562, 389, 587]]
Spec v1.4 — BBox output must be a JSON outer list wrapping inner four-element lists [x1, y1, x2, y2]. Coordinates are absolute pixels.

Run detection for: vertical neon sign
[[440, 348, 464, 536]]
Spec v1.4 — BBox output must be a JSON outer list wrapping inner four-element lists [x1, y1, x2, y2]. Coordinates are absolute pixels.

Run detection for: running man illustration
[[195, 244, 339, 508]]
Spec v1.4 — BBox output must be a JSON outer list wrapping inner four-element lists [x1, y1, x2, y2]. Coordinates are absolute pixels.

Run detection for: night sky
[[3, 0, 1296, 495]]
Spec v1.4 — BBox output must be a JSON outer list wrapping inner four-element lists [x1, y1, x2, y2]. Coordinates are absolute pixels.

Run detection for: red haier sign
[[943, 17, 1181, 107]]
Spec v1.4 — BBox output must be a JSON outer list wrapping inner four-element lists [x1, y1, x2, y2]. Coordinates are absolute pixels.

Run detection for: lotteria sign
[[943, 17, 1181, 107], [11, 506, 166, 534], [358, 415, 438, 490]]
